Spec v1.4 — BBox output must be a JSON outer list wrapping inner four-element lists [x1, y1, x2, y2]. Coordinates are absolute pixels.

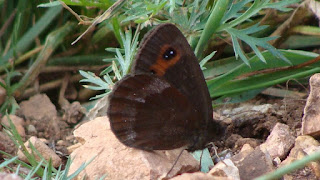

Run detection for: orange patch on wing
[[150, 44, 181, 76]]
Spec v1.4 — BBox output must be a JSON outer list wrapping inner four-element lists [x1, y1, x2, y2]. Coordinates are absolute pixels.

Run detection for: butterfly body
[[107, 23, 225, 152]]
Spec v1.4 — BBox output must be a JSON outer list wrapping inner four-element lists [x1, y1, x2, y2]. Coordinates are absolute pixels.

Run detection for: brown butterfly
[[107, 23, 225, 152]]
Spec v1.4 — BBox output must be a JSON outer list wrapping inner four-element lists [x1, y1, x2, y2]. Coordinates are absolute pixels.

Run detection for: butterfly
[[107, 23, 225, 152]]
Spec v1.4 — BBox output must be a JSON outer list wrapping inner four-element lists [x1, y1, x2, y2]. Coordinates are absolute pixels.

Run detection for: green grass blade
[[0, 5, 63, 65]]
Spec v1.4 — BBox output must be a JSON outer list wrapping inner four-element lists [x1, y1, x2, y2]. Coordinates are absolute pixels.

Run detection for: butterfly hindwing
[[107, 74, 200, 150]]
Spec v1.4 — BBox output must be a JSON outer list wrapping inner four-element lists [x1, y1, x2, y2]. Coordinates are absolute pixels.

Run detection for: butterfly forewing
[[132, 24, 214, 147]]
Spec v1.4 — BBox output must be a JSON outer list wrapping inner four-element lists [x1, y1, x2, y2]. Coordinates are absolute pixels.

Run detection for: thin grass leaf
[[100, 66, 113, 76], [264, 0, 301, 12], [115, 48, 126, 73], [27, 140, 58, 174], [15, 163, 21, 175], [97, 174, 108, 180], [103, 74, 114, 86], [111, 18, 124, 48], [239, 23, 269, 34], [0, 156, 18, 168], [0, 150, 33, 170], [112, 60, 122, 80], [37, 1, 61, 8], [230, 34, 249, 65], [64, 156, 96, 180], [57, 157, 72, 180], [43, 163, 49, 180], [24, 160, 44, 179], [226, 27, 289, 64], [47, 159, 53, 180], [200, 51, 216, 70], [219, 0, 300, 30], [2, 117, 33, 162], [90, 92, 110, 100], [206, 50, 319, 98], [168, 0, 175, 13], [248, 42, 266, 63], [2, 115, 48, 176], [54, 165, 62, 180], [79, 70, 109, 90], [105, 48, 125, 54], [222, 0, 253, 23]]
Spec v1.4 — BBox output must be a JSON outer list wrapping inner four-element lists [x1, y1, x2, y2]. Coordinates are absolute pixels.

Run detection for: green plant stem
[[195, 0, 229, 59]]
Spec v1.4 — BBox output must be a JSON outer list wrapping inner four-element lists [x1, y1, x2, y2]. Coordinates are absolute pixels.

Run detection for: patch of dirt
[[214, 95, 306, 154], [3, 94, 85, 158]]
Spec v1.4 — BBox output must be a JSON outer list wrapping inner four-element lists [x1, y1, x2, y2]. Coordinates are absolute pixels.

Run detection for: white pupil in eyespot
[[163, 49, 175, 60]]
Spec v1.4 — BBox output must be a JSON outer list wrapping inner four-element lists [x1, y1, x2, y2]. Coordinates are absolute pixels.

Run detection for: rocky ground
[[1, 74, 320, 179]]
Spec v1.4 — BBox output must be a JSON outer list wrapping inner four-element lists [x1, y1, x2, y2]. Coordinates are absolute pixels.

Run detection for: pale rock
[[65, 135, 75, 141], [0, 131, 16, 155], [18, 94, 61, 139], [222, 104, 273, 120], [235, 138, 260, 149], [17, 136, 61, 168], [171, 172, 230, 180], [281, 135, 320, 179], [240, 144, 254, 153], [288, 135, 319, 158], [0, 172, 23, 180], [222, 104, 273, 116], [26, 124, 37, 135], [38, 138, 49, 144], [56, 140, 66, 146], [260, 123, 295, 159], [67, 143, 82, 154], [1, 114, 26, 137], [68, 116, 199, 180], [273, 157, 281, 167], [231, 147, 274, 180], [18, 94, 57, 120], [210, 159, 240, 180], [283, 174, 294, 180], [302, 73, 320, 137], [61, 101, 86, 124], [280, 156, 296, 168]]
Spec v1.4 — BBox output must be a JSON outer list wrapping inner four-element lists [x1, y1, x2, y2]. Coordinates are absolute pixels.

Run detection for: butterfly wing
[[107, 74, 200, 150], [132, 24, 220, 150]]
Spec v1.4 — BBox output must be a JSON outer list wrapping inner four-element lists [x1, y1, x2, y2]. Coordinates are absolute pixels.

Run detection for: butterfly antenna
[[211, 143, 227, 166], [165, 149, 185, 178]]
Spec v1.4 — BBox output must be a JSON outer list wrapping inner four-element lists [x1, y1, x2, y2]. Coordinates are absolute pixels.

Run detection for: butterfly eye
[[163, 48, 176, 60]]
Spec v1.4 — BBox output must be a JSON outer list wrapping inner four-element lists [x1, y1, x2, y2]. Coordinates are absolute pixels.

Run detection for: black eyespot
[[150, 69, 156, 74], [163, 48, 176, 60]]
